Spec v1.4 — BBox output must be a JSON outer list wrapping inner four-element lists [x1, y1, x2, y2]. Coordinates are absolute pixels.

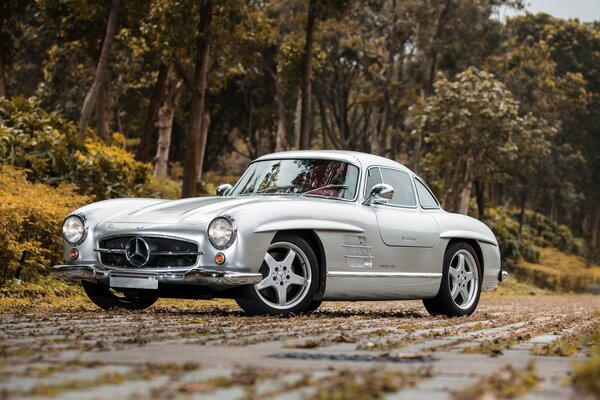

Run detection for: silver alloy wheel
[[448, 249, 479, 310], [254, 241, 312, 310]]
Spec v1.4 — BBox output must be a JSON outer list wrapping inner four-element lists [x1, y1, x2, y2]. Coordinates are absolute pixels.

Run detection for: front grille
[[96, 236, 202, 268]]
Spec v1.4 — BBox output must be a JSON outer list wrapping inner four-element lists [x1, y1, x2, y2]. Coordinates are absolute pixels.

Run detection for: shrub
[[0, 166, 91, 282], [484, 206, 584, 263], [509, 248, 600, 292], [0, 96, 151, 200], [75, 137, 151, 199], [137, 176, 182, 199]]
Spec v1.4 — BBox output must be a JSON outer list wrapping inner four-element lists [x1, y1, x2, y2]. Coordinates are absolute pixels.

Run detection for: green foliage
[[484, 206, 584, 262], [510, 248, 600, 293], [137, 176, 183, 199], [417, 67, 538, 212], [0, 166, 90, 281], [0, 97, 152, 200], [74, 135, 152, 199]]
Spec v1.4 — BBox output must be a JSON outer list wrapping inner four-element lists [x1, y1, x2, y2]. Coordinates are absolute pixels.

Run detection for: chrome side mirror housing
[[216, 184, 233, 197], [364, 183, 394, 206]]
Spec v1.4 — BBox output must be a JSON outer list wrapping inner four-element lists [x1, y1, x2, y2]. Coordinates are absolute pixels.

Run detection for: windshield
[[231, 159, 359, 200]]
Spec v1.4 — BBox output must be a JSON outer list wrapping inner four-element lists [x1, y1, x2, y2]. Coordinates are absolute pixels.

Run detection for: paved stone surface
[[0, 295, 598, 399]]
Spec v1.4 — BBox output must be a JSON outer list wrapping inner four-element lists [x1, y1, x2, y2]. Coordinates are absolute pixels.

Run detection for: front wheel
[[423, 242, 482, 317], [82, 281, 158, 311], [236, 233, 319, 316]]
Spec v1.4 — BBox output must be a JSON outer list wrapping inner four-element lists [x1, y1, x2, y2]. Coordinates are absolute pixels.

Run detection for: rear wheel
[[423, 242, 481, 317], [82, 280, 157, 311], [236, 233, 319, 316]]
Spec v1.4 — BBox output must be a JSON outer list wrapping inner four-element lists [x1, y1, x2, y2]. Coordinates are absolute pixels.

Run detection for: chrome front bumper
[[52, 264, 262, 286]]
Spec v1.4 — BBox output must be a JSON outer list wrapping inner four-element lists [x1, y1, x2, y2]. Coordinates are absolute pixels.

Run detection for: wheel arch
[[446, 237, 485, 277], [273, 229, 327, 299]]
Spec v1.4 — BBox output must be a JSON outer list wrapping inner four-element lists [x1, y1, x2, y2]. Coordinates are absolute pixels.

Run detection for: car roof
[[255, 150, 414, 174]]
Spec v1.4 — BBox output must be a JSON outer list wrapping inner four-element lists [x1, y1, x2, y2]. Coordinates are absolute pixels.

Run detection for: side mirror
[[216, 184, 232, 197], [364, 183, 394, 206]]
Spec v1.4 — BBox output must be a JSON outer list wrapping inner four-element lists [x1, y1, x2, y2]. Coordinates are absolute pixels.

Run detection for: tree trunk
[[517, 190, 527, 245], [457, 157, 474, 215], [181, 0, 212, 198], [299, 0, 317, 150], [376, 0, 398, 157], [77, 0, 121, 139], [138, 63, 169, 161], [95, 76, 110, 138], [154, 66, 182, 178], [273, 68, 288, 152], [0, 1, 5, 99], [426, 0, 451, 96], [410, 88, 426, 172], [196, 112, 211, 183], [294, 94, 302, 149], [474, 179, 485, 219], [592, 206, 600, 250]]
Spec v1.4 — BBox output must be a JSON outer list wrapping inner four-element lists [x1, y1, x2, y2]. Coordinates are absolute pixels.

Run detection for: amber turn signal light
[[69, 248, 79, 260], [215, 252, 226, 265]]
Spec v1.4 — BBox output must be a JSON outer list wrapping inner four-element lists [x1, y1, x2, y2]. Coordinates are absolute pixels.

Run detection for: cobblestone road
[[1, 295, 599, 399]]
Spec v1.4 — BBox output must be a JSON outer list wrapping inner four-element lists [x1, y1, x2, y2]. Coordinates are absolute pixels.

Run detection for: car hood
[[105, 197, 259, 225], [106, 196, 331, 225]]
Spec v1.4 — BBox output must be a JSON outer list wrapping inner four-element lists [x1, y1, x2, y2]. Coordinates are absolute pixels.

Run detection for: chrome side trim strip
[[328, 271, 442, 278]]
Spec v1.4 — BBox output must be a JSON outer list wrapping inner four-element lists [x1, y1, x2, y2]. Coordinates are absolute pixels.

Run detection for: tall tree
[[77, 0, 121, 139], [416, 67, 526, 214], [154, 64, 182, 178], [0, 0, 6, 98], [298, 0, 317, 149], [181, 0, 213, 198]]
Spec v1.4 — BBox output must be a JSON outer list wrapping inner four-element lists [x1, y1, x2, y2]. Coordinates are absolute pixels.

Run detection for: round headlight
[[208, 217, 237, 250], [62, 215, 86, 244]]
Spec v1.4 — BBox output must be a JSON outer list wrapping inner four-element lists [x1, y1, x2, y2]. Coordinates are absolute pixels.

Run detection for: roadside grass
[[509, 247, 600, 293], [484, 275, 549, 297]]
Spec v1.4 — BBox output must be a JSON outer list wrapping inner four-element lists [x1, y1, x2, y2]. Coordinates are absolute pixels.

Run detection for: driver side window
[[380, 168, 417, 207], [364, 167, 417, 207]]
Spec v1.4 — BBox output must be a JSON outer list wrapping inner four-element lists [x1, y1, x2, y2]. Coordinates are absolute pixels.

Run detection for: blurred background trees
[[1, 0, 600, 263]]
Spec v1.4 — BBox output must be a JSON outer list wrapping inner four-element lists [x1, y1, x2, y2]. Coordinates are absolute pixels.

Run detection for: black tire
[[236, 233, 319, 316], [423, 241, 482, 317], [303, 300, 323, 313], [82, 280, 158, 311]]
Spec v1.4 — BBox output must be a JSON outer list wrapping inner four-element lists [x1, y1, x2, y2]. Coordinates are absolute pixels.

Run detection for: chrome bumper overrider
[[52, 265, 262, 286]]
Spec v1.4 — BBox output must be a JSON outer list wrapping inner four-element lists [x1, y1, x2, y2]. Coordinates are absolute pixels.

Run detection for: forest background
[[1, 0, 600, 285]]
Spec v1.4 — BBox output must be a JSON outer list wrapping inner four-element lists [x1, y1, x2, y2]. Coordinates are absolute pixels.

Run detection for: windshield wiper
[[302, 184, 348, 197], [241, 185, 296, 196]]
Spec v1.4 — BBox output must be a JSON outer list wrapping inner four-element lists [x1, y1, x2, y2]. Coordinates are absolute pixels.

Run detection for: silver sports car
[[54, 150, 507, 316]]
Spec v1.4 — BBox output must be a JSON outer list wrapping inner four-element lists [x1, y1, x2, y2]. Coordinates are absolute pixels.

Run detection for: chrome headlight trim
[[62, 214, 88, 245], [207, 216, 237, 250]]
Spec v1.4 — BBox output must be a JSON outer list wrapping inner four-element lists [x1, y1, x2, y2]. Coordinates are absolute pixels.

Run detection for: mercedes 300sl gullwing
[[54, 150, 507, 316]]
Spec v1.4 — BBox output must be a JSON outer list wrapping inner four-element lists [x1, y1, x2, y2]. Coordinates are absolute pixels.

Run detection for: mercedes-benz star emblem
[[125, 237, 150, 267]]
